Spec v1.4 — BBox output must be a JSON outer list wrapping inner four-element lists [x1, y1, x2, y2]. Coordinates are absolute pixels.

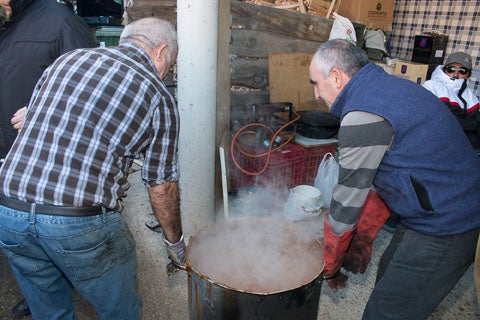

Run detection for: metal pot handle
[[166, 261, 190, 276]]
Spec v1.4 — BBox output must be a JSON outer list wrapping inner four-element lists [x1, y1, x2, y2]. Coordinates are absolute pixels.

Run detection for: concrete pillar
[[177, 0, 219, 236]]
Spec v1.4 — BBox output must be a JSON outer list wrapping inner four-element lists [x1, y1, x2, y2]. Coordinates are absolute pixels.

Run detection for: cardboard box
[[268, 52, 328, 111], [337, 0, 394, 31], [394, 61, 429, 85]]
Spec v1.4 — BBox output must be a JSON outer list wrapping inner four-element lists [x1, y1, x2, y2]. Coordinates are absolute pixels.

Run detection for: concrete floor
[[1, 171, 479, 319]]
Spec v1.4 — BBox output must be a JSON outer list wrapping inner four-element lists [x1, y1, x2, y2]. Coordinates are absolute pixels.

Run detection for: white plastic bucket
[[283, 185, 324, 221]]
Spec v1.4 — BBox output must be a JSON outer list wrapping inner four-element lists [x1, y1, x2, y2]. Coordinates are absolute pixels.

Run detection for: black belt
[[0, 195, 111, 217]]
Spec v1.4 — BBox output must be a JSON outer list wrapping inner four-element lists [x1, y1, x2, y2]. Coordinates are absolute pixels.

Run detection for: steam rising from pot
[[187, 217, 324, 294]]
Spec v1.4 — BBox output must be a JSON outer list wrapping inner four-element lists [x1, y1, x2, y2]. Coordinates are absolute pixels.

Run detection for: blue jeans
[[0, 204, 142, 320], [363, 224, 478, 319]]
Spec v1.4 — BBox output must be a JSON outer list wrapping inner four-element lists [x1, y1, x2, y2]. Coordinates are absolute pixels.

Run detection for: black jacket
[[0, 0, 96, 159]]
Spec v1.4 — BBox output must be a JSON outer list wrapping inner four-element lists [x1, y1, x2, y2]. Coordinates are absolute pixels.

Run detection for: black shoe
[[11, 298, 31, 317]]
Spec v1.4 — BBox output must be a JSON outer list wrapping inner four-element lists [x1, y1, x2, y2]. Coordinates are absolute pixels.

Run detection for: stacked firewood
[[245, 0, 340, 18]]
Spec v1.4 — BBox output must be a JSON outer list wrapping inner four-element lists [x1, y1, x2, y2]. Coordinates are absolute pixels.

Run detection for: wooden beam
[[231, 29, 325, 58], [152, 6, 177, 25], [231, 0, 332, 42], [231, 57, 268, 89], [125, 7, 154, 21], [230, 90, 269, 106]]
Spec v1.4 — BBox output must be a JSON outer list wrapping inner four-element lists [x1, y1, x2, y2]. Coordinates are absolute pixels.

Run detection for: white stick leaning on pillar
[[219, 147, 229, 219]]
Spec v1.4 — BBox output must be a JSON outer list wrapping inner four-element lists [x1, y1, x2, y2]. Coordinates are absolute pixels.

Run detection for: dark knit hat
[[445, 52, 473, 69]]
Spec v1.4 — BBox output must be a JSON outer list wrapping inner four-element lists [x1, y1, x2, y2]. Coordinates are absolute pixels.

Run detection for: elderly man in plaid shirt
[[0, 17, 184, 320]]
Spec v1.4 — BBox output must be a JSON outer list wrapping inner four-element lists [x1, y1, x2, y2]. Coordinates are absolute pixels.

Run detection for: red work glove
[[342, 190, 390, 274], [323, 211, 355, 291]]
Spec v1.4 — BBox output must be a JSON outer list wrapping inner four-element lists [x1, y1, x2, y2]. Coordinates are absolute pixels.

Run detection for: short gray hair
[[313, 39, 369, 78], [120, 17, 178, 62]]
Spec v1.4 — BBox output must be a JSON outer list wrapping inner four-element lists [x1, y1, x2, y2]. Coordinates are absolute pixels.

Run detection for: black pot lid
[[297, 110, 340, 128]]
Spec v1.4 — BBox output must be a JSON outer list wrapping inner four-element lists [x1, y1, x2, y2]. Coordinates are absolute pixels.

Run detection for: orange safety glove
[[323, 211, 355, 291], [342, 190, 390, 274]]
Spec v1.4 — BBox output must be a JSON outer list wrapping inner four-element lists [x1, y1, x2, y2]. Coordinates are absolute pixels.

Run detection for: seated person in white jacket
[[423, 52, 480, 151]]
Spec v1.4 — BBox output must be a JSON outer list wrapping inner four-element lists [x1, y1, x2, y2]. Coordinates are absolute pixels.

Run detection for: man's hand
[[323, 211, 354, 286], [342, 190, 389, 274], [0, 1, 12, 19], [11, 107, 27, 131], [164, 234, 186, 267], [342, 235, 371, 274]]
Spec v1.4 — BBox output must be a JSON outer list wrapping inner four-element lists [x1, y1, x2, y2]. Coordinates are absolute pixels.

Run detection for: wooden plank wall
[[230, 0, 332, 106], [124, 0, 334, 107]]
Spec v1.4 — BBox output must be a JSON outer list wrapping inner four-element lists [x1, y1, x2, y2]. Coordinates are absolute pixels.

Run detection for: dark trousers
[[363, 224, 478, 319]]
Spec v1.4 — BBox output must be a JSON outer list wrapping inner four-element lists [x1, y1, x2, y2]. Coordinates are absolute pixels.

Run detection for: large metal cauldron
[[185, 217, 324, 320]]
